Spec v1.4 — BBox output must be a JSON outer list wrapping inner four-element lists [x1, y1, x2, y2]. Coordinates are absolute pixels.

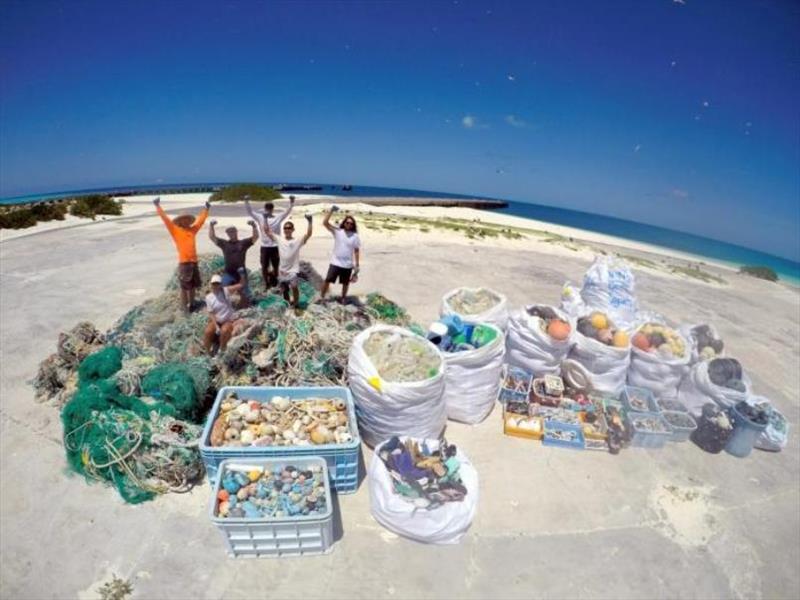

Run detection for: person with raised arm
[[209, 218, 258, 307], [154, 196, 209, 313], [262, 213, 313, 308], [245, 194, 295, 290], [320, 206, 361, 304]]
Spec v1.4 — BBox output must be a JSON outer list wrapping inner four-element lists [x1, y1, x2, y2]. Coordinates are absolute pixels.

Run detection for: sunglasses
[[283, 225, 294, 230]]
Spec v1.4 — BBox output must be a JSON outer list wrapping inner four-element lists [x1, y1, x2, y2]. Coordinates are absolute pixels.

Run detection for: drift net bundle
[[32, 255, 412, 503]]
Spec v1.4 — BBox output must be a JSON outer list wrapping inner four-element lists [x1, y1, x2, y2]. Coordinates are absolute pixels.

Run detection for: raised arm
[[323, 205, 338, 233], [248, 219, 259, 244], [262, 221, 277, 242], [302, 214, 313, 245], [244, 197, 259, 222], [190, 201, 210, 233], [153, 197, 175, 233], [275, 195, 295, 226], [208, 219, 219, 245]]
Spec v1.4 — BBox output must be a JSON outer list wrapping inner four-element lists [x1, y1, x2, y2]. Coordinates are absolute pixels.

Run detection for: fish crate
[[579, 411, 608, 441], [200, 386, 361, 493], [503, 410, 543, 440], [656, 398, 689, 413], [661, 410, 697, 443], [620, 386, 657, 413], [542, 420, 585, 450], [625, 411, 673, 449], [584, 438, 609, 452], [209, 457, 334, 558]]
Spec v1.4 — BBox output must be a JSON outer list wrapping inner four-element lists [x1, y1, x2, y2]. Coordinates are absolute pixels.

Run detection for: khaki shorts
[[178, 262, 201, 290]]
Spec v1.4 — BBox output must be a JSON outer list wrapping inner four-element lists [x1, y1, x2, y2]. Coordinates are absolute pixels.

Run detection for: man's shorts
[[178, 262, 201, 290], [260, 246, 280, 270], [278, 273, 299, 291], [325, 264, 353, 284]]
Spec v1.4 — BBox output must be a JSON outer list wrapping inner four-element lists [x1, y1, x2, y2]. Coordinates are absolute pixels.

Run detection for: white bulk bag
[[577, 256, 638, 329], [627, 329, 691, 400], [443, 324, 505, 424], [506, 306, 574, 376], [751, 397, 790, 452], [368, 437, 479, 545], [348, 325, 446, 448], [677, 360, 752, 418], [568, 330, 630, 395], [440, 287, 509, 331]]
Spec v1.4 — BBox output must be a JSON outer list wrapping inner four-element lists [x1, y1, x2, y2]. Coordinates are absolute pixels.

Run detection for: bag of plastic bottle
[[440, 287, 509, 331]]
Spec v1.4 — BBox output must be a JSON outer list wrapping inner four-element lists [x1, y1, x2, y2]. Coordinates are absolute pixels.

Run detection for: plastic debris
[[362, 330, 442, 382]]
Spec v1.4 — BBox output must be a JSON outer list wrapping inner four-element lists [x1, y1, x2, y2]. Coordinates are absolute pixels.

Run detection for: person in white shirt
[[320, 206, 361, 303], [244, 195, 295, 290], [203, 272, 247, 354], [263, 214, 313, 308]]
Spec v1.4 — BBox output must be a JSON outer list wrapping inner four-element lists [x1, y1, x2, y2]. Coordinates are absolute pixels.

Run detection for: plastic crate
[[579, 411, 608, 441], [542, 421, 585, 450], [620, 386, 657, 413], [656, 398, 689, 413], [626, 411, 673, 449], [499, 388, 530, 414], [530, 377, 563, 407], [501, 365, 533, 395], [661, 410, 697, 442], [503, 410, 543, 440], [200, 386, 361, 493], [209, 457, 334, 558]]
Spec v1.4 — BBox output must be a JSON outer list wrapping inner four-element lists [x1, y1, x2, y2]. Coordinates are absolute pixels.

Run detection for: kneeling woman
[[320, 207, 361, 302], [203, 272, 247, 354]]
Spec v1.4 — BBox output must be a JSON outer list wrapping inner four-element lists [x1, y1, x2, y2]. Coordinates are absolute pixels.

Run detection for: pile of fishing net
[[32, 254, 413, 503]]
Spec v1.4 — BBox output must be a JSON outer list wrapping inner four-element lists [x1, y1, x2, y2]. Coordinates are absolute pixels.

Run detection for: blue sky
[[1, 0, 798, 260]]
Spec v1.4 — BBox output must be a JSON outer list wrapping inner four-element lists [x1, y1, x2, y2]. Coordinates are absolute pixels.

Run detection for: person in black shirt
[[209, 219, 258, 306]]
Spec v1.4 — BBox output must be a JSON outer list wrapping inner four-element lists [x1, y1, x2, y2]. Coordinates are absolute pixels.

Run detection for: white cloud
[[504, 114, 527, 128], [507, 74, 516, 81], [672, 188, 689, 199], [633, 144, 642, 153], [462, 115, 476, 128]]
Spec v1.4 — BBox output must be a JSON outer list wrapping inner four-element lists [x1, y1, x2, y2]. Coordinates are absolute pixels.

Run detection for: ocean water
[[2, 182, 798, 284]]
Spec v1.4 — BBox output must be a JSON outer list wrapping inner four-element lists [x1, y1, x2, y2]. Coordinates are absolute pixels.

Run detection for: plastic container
[[579, 411, 608, 440], [542, 421, 585, 450], [621, 386, 657, 413], [656, 398, 689, 413], [725, 402, 768, 458], [503, 411, 543, 440], [209, 457, 334, 558], [661, 410, 697, 442], [200, 386, 361, 493], [691, 404, 734, 454], [626, 411, 672, 449], [501, 365, 533, 395], [530, 376, 564, 407]]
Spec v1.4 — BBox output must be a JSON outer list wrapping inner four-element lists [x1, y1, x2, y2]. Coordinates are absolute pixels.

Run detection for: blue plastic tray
[[200, 386, 361, 493], [542, 420, 585, 450], [626, 411, 673, 449], [620, 386, 658, 413]]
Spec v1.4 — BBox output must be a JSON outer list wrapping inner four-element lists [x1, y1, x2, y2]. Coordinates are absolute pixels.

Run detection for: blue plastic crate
[[200, 386, 361, 493], [626, 411, 673, 449], [542, 420, 585, 450], [620, 386, 657, 413]]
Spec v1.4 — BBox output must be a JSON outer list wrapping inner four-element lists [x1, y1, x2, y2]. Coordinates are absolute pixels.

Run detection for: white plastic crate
[[209, 457, 334, 558]]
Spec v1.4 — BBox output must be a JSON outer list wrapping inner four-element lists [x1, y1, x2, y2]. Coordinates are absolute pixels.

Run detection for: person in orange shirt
[[154, 196, 210, 312]]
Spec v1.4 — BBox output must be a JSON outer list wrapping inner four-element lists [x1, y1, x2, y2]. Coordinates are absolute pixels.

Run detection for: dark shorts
[[325, 264, 353, 284], [260, 246, 280, 272], [178, 262, 201, 290]]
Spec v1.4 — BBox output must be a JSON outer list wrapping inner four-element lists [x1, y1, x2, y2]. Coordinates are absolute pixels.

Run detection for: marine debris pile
[[33, 255, 412, 502], [362, 330, 442, 382]]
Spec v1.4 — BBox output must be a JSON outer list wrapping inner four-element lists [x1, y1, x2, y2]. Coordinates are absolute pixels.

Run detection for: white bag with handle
[[506, 305, 574, 376], [677, 359, 752, 418], [440, 287, 509, 330], [348, 325, 446, 448], [627, 327, 692, 400], [368, 437, 479, 545], [564, 256, 638, 329], [568, 330, 631, 395], [442, 323, 505, 424]]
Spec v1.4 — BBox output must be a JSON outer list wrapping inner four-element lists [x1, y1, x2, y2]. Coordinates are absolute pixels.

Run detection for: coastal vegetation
[[209, 184, 281, 203], [739, 265, 779, 282], [0, 195, 122, 229]]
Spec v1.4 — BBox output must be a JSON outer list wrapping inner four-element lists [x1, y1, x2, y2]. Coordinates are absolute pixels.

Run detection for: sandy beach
[[0, 194, 798, 599]]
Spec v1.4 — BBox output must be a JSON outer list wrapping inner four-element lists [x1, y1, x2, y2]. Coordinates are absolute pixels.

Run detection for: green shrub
[[31, 202, 68, 222], [69, 195, 123, 219], [0, 208, 37, 229], [210, 184, 281, 203], [739, 265, 779, 282]]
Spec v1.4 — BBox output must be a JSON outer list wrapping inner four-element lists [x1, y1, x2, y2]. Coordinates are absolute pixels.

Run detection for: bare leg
[[340, 281, 350, 304], [291, 286, 300, 307], [282, 285, 290, 303], [189, 286, 197, 310], [203, 319, 217, 354], [219, 322, 234, 351], [180, 289, 190, 313], [320, 280, 330, 298]]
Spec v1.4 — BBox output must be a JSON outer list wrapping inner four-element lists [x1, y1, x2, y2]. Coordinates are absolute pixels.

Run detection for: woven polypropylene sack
[[506, 306, 574, 377], [577, 256, 638, 329], [627, 328, 691, 401], [677, 360, 752, 418], [568, 331, 630, 395], [368, 437, 479, 545], [348, 325, 446, 448], [442, 324, 505, 424], [440, 287, 509, 331]]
